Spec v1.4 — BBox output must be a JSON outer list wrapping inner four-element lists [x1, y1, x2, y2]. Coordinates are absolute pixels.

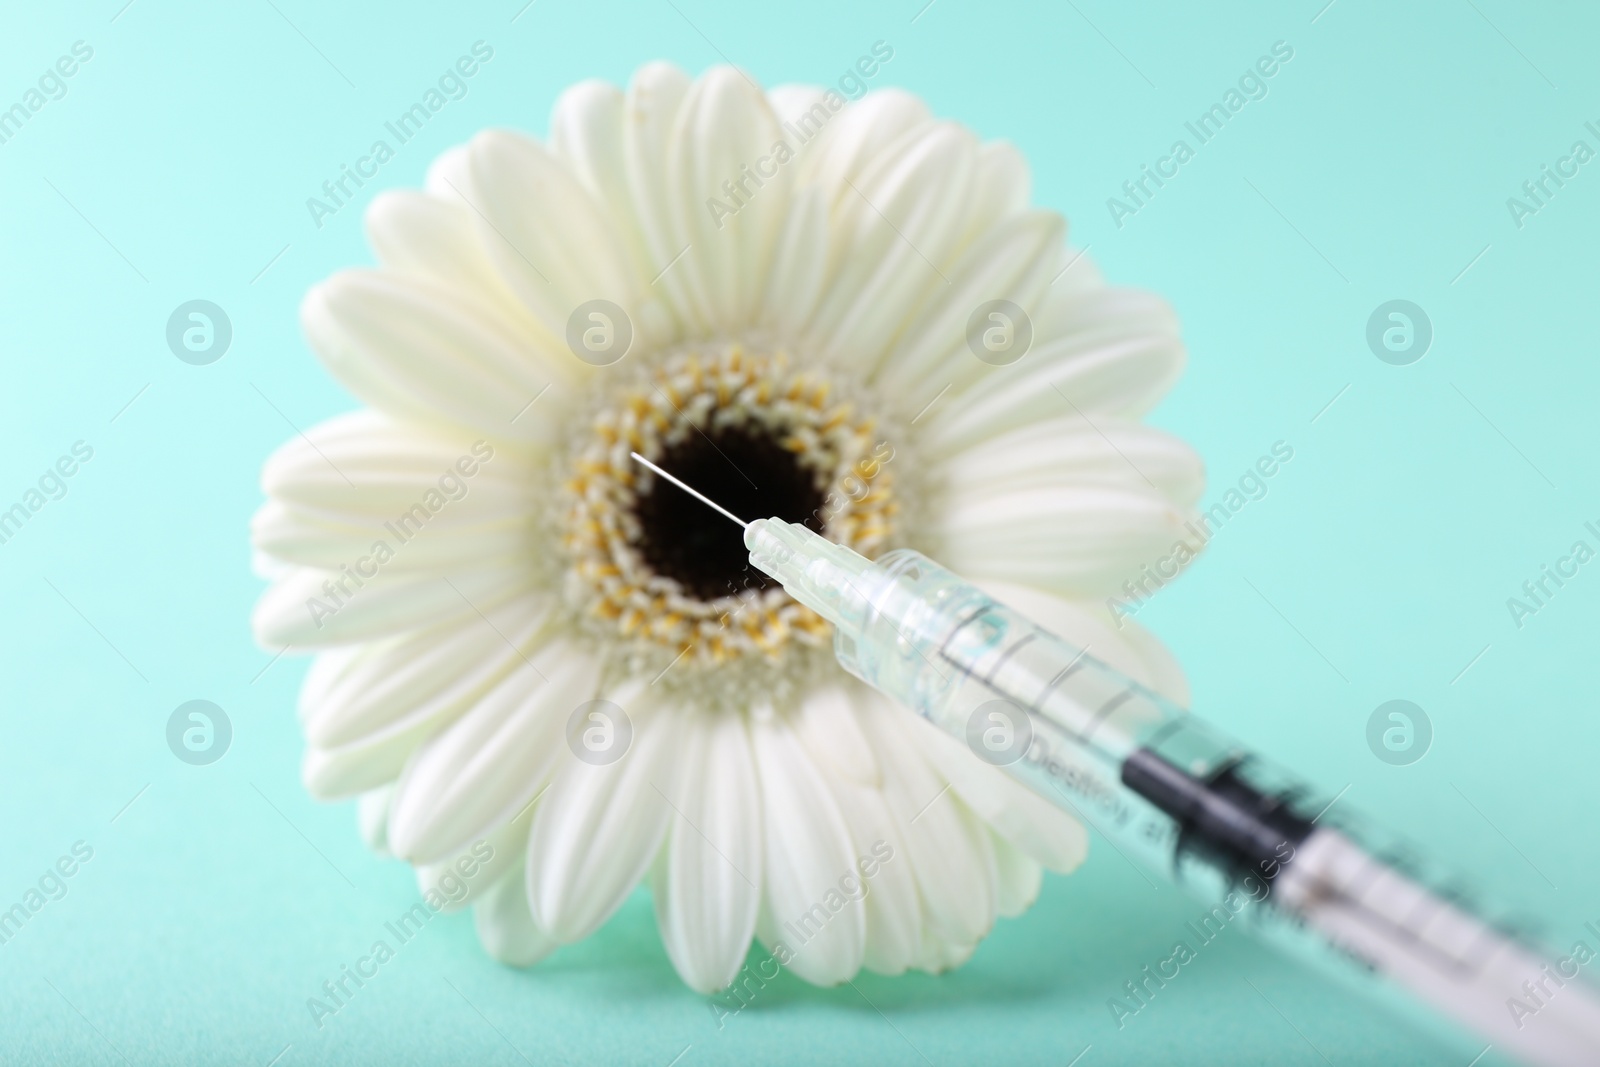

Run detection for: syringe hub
[[743, 518, 879, 634]]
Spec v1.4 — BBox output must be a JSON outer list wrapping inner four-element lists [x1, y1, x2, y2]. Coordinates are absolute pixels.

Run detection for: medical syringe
[[630, 453, 1600, 1067]]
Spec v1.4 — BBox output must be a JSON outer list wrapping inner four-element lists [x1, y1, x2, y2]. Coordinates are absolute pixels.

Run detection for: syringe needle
[[628, 451, 750, 530]]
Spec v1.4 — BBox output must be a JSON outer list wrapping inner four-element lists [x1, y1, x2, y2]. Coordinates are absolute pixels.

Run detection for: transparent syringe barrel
[[827, 544, 1210, 876], [820, 545, 1600, 1067]]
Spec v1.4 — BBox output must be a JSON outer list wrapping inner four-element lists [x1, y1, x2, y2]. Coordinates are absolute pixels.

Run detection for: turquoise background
[[1, 0, 1595, 1063]]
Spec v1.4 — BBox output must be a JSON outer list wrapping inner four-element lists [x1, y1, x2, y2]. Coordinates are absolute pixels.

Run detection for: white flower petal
[[386, 640, 598, 863], [651, 711, 762, 993], [1048, 242, 1106, 294], [363, 190, 535, 332], [251, 548, 288, 582], [765, 83, 825, 126], [549, 79, 675, 348], [898, 703, 1088, 873], [474, 862, 558, 967], [922, 284, 1185, 455], [876, 209, 1063, 397], [253, 562, 532, 649], [805, 122, 978, 369], [526, 690, 681, 941], [931, 483, 1197, 599], [424, 142, 472, 198], [666, 66, 792, 333], [466, 129, 655, 349], [958, 141, 1032, 247], [257, 410, 538, 521], [750, 712, 866, 985], [792, 88, 931, 200], [790, 683, 878, 788], [917, 934, 978, 973], [299, 597, 553, 801], [927, 414, 1206, 601], [827, 781, 921, 977], [303, 720, 436, 800], [357, 785, 392, 854], [758, 184, 831, 338], [549, 80, 640, 247], [252, 500, 532, 576], [299, 594, 552, 750], [416, 803, 534, 913], [937, 416, 1204, 509], [622, 62, 698, 335], [302, 270, 579, 445], [991, 833, 1044, 919], [858, 700, 998, 953]]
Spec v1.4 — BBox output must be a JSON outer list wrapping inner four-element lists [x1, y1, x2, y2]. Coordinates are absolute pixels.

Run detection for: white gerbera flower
[[251, 61, 1204, 993]]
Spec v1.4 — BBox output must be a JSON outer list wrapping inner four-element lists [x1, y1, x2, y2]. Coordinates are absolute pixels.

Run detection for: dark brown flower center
[[633, 422, 826, 601]]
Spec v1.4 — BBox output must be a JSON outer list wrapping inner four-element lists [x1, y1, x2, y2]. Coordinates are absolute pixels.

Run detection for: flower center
[[561, 344, 899, 675], [632, 423, 825, 601]]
